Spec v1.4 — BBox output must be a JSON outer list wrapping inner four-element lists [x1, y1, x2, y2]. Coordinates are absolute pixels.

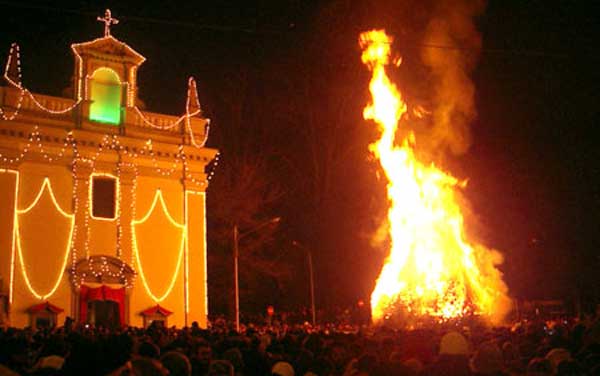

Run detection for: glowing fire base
[[371, 295, 485, 329]]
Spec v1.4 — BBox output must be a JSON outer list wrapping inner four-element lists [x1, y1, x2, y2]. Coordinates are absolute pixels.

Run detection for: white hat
[[439, 331, 470, 355], [272, 361, 295, 376]]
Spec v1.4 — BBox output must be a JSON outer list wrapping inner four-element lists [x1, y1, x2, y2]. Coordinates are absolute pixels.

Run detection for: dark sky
[[1, 0, 598, 311]]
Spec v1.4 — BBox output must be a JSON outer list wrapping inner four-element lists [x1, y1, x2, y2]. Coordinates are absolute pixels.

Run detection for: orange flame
[[360, 30, 509, 324]]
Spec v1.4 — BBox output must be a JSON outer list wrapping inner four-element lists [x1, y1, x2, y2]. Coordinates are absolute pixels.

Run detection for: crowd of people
[[1, 314, 600, 375]]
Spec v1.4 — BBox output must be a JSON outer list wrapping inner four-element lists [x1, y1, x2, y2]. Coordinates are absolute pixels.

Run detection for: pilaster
[[118, 162, 136, 268], [71, 161, 93, 265], [184, 178, 208, 327]]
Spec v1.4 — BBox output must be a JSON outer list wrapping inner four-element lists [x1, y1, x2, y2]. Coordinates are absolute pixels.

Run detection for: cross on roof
[[97, 9, 119, 37]]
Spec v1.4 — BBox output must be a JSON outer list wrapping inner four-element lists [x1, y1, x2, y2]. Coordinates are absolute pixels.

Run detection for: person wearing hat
[[272, 361, 295, 376], [471, 341, 507, 375], [423, 331, 472, 376], [208, 360, 235, 376]]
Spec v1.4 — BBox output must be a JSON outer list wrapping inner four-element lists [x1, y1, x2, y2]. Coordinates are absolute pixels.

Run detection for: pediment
[[71, 36, 145, 66]]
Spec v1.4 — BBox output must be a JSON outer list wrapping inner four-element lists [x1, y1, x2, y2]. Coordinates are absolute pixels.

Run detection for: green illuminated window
[[89, 68, 122, 125]]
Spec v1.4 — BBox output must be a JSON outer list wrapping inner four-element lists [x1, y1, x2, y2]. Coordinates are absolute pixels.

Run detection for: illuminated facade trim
[[132, 189, 186, 303], [14, 177, 74, 300], [0, 169, 19, 304]]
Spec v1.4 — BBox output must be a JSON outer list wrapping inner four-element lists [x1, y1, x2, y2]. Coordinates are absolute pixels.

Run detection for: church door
[[87, 300, 120, 328]]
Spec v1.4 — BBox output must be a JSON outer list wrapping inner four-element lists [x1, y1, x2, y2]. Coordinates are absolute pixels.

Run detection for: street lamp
[[292, 240, 316, 327], [233, 217, 281, 332]]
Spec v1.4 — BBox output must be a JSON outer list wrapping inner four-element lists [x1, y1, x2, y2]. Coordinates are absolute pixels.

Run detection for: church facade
[[0, 12, 217, 328]]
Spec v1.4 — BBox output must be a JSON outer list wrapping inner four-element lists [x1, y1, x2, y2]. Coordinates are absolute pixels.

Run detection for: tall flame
[[360, 30, 509, 324]]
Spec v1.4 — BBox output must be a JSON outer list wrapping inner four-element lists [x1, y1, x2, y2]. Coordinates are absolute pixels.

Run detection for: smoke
[[420, 1, 514, 324], [420, 0, 486, 155]]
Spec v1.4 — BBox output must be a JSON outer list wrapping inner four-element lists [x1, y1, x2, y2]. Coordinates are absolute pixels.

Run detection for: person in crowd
[[423, 331, 472, 376], [160, 351, 192, 376], [2, 313, 600, 375]]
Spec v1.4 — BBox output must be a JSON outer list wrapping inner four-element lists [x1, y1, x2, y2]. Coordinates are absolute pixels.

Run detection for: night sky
[[1, 1, 598, 312]]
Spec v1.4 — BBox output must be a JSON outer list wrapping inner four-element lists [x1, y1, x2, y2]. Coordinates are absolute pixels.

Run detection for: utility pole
[[293, 241, 316, 326], [233, 224, 240, 332], [307, 248, 316, 327]]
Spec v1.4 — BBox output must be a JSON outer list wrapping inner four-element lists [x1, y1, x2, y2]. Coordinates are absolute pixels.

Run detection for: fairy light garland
[[206, 153, 220, 183], [0, 127, 214, 197], [2, 44, 81, 116], [146, 139, 181, 177], [0, 44, 24, 121], [69, 160, 81, 277], [128, 163, 139, 268], [70, 138, 133, 288], [0, 126, 213, 307], [0, 125, 209, 185], [2, 43, 208, 147], [182, 148, 189, 318], [115, 161, 123, 258], [200, 191, 209, 316], [88, 172, 120, 221], [81, 162, 93, 260], [184, 77, 210, 148], [13, 177, 75, 300], [0, 127, 36, 164], [131, 189, 186, 302], [184, 190, 208, 315]]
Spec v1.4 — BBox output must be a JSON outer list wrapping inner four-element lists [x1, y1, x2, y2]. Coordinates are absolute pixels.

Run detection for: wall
[[1, 164, 208, 328], [4, 163, 72, 327]]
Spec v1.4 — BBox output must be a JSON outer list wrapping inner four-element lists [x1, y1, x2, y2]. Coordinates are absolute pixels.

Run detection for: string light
[[128, 66, 137, 106], [132, 189, 186, 302], [16, 177, 72, 216], [200, 192, 208, 316], [206, 153, 220, 183], [69, 161, 81, 277], [81, 165, 92, 259], [0, 126, 36, 164], [2, 43, 80, 115], [184, 190, 208, 316], [72, 255, 135, 289], [115, 161, 123, 258], [146, 139, 181, 177], [97, 9, 119, 38], [0, 44, 24, 121], [129, 164, 139, 268], [2, 41, 206, 147], [0, 123, 213, 312], [182, 149, 189, 319], [13, 177, 74, 300], [131, 188, 186, 231], [184, 77, 210, 148], [88, 172, 120, 221], [71, 33, 144, 106]]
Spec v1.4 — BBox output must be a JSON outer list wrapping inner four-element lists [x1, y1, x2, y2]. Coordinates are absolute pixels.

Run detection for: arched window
[[89, 68, 122, 125]]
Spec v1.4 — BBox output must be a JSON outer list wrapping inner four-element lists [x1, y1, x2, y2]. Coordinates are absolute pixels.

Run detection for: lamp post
[[292, 241, 316, 327], [234, 217, 280, 332]]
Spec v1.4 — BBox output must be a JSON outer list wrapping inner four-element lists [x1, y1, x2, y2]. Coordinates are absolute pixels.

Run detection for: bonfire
[[360, 30, 510, 326]]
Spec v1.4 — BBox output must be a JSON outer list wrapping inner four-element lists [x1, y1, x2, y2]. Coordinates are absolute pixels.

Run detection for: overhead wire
[[0, 0, 571, 58]]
